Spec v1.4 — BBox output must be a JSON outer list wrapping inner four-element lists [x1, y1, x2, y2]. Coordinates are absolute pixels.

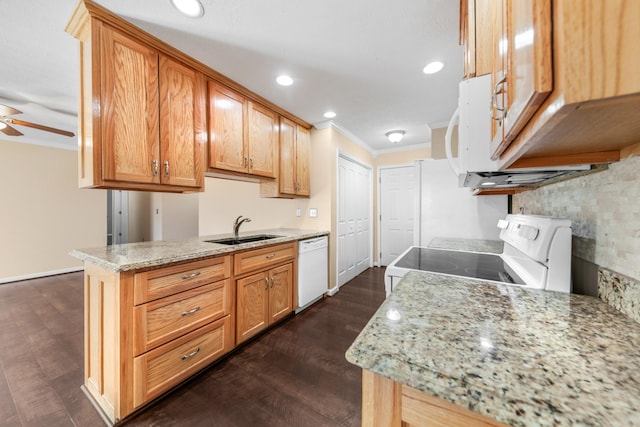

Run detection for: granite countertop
[[70, 228, 329, 272], [346, 271, 640, 426], [428, 237, 504, 254]]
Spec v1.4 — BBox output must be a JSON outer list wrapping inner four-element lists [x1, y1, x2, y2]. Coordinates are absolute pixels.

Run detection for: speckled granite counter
[[70, 228, 328, 271], [428, 237, 503, 254], [346, 271, 640, 426]]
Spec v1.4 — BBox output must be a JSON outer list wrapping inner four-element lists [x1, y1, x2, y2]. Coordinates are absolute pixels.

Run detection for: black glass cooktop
[[394, 247, 526, 285]]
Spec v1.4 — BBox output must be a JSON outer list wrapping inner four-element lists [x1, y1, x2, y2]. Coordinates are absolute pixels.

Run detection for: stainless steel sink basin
[[204, 234, 281, 245]]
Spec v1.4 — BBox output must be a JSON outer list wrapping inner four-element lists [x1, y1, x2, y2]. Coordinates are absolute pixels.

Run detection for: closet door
[[337, 155, 372, 287]]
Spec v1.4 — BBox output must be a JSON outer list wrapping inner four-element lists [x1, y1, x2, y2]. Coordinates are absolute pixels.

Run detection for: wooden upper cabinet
[[101, 25, 160, 185], [68, 14, 205, 192], [260, 117, 311, 198], [490, 0, 552, 158], [485, 0, 640, 169], [247, 101, 278, 178], [278, 117, 296, 194], [294, 125, 310, 196], [208, 84, 278, 178], [460, 0, 493, 78], [159, 56, 206, 188], [208, 82, 248, 173]]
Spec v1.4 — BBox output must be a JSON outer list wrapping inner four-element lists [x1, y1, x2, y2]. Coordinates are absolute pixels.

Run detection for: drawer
[[234, 242, 296, 277], [134, 256, 231, 305], [133, 279, 232, 355], [133, 315, 233, 408]]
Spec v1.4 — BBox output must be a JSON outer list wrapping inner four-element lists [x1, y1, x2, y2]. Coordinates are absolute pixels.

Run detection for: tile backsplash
[[512, 156, 640, 320]]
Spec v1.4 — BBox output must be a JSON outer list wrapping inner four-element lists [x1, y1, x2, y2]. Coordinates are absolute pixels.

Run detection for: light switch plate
[[296, 208, 302, 217], [309, 208, 318, 218]]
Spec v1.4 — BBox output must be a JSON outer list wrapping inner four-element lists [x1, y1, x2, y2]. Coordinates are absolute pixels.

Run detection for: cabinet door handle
[[244, 157, 249, 168], [153, 159, 159, 177], [265, 253, 276, 259], [249, 158, 254, 171], [270, 276, 275, 288], [181, 271, 201, 280], [181, 306, 201, 316], [164, 160, 170, 178], [491, 76, 507, 122], [265, 276, 269, 290], [181, 347, 200, 361]]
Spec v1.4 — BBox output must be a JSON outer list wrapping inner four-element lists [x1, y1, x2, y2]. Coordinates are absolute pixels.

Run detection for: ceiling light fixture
[[0, 122, 6, 130], [276, 75, 294, 86], [170, 0, 204, 18], [423, 61, 444, 74], [323, 111, 336, 119], [385, 130, 405, 143]]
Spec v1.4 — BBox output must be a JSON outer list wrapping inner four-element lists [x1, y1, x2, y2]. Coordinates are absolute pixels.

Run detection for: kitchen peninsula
[[346, 270, 640, 426], [70, 228, 328, 424]]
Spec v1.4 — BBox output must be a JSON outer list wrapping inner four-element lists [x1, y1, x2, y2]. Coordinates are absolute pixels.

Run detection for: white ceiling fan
[[0, 104, 75, 137]]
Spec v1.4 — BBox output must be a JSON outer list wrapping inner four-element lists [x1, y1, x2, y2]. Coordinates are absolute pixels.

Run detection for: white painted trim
[[373, 142, 432, 158], [327, 286, 340, 296], [314, 119, 434, 158], [314, 120, 374, 154], [0, 266, 84, 284]]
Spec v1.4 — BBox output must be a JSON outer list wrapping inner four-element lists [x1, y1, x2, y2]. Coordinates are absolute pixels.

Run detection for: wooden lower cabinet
[[133, 315, 233, 407], [236, 263, 294, 344], [361, 370, 509, 427], [83, 255, 234, 424], [82, 242, 299, 424]]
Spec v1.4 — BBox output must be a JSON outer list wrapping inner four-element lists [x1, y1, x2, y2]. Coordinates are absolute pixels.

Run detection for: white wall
[[0, 140, 106, 281], [151, 192, 199, 241]]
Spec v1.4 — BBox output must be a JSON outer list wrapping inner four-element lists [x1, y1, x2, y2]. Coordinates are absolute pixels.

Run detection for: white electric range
[[384, 214, 572, 296]]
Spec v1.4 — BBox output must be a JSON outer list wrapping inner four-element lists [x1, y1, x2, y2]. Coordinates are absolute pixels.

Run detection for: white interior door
[[379, 165, 418, 266], [337, 155, 371, 287]]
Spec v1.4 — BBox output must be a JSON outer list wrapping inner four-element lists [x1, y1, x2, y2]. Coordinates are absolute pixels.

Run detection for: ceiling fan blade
[[5, 118, 75, 137], [0, 104, 22, 116], [0, 122, 24, 136]]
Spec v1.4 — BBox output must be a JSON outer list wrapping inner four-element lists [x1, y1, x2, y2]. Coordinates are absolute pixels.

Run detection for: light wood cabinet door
[[236, 271, 270, 343], [208, 82, 248, 173], [247, 101, 278, 178], [159, 57, 206, 188], [278, 117, 296, 195], [295, 125, 310, 196], [268, 263, 293, 324], [461, 0, 493, 78], [490, 0, 552, 158], [101, 24, 160, 184]]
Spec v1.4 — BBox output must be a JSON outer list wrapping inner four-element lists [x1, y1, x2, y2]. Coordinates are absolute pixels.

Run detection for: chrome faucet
[[233, 215, 251, 239]]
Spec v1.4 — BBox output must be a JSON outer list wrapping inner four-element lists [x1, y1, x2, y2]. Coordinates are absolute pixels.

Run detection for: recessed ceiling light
[[276, 75, 294, 86], [323, 111, 336, 119], [170, 0, 204, 18], [423, 61, 444, 74]]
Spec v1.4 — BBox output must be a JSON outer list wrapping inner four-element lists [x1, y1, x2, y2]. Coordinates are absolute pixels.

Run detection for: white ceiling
[[1, 0, 463, 153]]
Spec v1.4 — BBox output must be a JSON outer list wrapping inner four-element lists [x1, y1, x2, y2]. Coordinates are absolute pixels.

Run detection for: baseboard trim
[[0, 266, 84, 284], [327, 286, 340, 296]]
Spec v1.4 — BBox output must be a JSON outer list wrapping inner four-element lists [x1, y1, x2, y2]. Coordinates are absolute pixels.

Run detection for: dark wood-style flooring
[[0, 267, 386, 427]]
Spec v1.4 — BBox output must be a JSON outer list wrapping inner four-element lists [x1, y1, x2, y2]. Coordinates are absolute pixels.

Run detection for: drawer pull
[[181, 306, 201, 316], [181, 271, 201, 280], [265, 253, 276, 259], [181, 347, 200, 361]]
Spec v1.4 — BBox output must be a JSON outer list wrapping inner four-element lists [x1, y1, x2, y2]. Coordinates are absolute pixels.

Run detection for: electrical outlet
[[296, 208, 302, 217], [309, 208, 318, 218]]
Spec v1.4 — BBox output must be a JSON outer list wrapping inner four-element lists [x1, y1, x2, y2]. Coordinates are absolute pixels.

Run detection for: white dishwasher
[[297, 236, 329, 313]]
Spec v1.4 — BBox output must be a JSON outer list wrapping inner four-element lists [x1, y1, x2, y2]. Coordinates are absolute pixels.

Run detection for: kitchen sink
[[204, 234, 281, 245]]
